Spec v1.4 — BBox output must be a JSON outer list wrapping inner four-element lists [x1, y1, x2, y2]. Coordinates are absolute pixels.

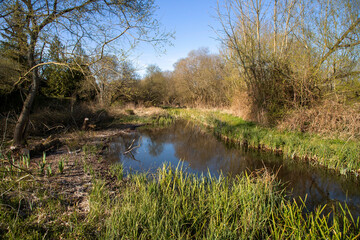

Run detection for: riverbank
[[0, 127, 132, 238], [2, 155, 359, 239], [167, 108, 360, 175]]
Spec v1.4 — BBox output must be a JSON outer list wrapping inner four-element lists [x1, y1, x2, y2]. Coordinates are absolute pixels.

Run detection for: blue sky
[[133, 0, 221, 75]]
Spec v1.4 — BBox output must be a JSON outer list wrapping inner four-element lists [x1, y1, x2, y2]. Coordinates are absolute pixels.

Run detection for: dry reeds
[[279, 100, 360, 139], [28, 103, 113, 136]]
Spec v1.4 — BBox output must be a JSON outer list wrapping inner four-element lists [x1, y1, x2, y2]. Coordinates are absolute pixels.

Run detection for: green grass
[[104, 165, 280, 239], [109, 112, 175, 128], [1, 157, 359, 239], [101, 165, 360, 239], [167, 108, 360, 174]]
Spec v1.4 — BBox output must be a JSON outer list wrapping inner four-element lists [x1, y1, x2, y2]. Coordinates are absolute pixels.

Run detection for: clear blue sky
[[133, 0, 221, 75]]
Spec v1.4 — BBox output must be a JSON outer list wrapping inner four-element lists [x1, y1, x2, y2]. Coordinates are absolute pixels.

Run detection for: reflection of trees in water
[[108, 122, 360, 217], [107, 131, 142, 162], [148, 141, 164, 157], [142, 122, 263, 172]]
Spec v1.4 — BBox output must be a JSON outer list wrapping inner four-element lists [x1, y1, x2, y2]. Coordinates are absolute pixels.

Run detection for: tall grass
[[97, 164, 359, 239], [167, 108, 360, 174], [271, 200, 360, 239], [1, 154, 359, 239], [103, 165, 280, 239]]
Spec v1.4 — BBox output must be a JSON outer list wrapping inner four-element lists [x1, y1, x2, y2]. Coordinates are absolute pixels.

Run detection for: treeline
[[217, 0, 360, 124], [138, 0, 360, 130], [0, 0, 359, 143], [118, 48, 230, 108]]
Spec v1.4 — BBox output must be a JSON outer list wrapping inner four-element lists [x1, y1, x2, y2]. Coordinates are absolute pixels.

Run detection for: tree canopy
[[0, 0, 171, 146]]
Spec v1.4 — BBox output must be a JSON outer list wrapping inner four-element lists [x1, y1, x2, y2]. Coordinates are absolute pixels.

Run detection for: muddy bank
[[0, 124, 142, 238]]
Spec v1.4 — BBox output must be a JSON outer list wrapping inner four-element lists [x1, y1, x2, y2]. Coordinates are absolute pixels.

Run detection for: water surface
[[107, 121, 360, 216]]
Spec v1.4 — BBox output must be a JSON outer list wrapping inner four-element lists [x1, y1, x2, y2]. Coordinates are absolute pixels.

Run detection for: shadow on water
[[107, 121, 360, 217]]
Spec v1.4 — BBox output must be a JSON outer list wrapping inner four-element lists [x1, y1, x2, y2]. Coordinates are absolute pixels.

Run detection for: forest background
[[0, 0, 359, 146]]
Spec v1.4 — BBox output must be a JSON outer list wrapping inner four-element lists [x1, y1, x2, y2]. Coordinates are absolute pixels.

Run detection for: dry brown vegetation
[[278, 100, 360, 139]]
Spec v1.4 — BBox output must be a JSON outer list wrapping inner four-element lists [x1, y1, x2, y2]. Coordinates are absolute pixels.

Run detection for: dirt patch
[[1, 125, 140, 222]]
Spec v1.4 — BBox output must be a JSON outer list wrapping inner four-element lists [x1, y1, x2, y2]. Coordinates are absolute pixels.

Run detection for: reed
[[1, 157, 359, 239], [98, 164, 359, 239]]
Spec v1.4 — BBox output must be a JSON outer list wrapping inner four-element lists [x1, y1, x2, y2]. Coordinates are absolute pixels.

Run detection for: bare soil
[[2, 125, 141, 221]]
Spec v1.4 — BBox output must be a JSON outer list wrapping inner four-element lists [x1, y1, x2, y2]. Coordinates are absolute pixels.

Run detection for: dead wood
[[30, 138, 63, 156]]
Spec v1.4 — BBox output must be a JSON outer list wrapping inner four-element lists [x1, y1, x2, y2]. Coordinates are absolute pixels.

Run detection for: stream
[[107, 121, 360, 217]]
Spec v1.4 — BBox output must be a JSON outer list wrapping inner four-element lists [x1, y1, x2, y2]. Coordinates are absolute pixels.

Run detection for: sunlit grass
[[1, 156, 359, 239], [104, 165, 280, 239], [1, 108, 359, 239], [98, 164, 359, 239]]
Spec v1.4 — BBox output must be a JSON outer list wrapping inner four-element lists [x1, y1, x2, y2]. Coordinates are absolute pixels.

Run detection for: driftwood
[[30, 138, 62, 156]]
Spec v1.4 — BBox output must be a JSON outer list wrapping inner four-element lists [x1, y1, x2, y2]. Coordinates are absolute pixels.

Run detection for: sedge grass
[[99, 164, 359, 239], [103, 164, 281, 239]]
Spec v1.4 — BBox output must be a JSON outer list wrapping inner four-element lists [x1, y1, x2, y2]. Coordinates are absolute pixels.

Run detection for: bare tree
[[0, 0, 172, 147], [216, 0, 359, 123], [172, 48, 227, 107], [91, 55, 120, 106]]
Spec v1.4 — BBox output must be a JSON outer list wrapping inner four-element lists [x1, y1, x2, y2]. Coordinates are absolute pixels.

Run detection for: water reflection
[[107, 121, 360, 216]]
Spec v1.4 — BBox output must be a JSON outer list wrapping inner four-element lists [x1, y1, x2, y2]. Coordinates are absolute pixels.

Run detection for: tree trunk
[[13, 71, 39, 147], [13, 32, 39, 147], [273, 0, 277, 54]]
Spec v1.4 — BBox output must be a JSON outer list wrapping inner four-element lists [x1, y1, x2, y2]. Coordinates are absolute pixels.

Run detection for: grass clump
[[100, 164, 359, 239], [271, 201, 360, 239], [104, 165, 280, 239], [110, 163, 123, 181]]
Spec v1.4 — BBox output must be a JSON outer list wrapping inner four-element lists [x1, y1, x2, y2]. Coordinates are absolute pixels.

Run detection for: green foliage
[[0, 57, 23, 95], [42, 65, 85, 98], [21, 154, 30, 169], [0, 1, 28, 66], [58, 158, 65, 174], [151, 114, 175, 127], [103, 165, 280, 239], [110, 163, 124, 181], [46, 163, 52, 176], [271, 200, 360, 239], [1, 154, 358, 239], [99, 164, 359, 239], [38, 152, 47, 175]]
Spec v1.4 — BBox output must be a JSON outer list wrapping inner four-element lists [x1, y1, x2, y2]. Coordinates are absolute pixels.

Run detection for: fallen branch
[[30, 138, 62, 156], [127, 151, 140, 162], [123, 137, 141, 154]]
